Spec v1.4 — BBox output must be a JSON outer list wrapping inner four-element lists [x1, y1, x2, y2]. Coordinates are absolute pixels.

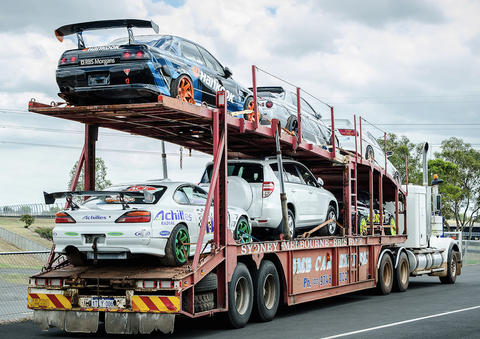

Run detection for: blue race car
[[55, 19, 254, 112]]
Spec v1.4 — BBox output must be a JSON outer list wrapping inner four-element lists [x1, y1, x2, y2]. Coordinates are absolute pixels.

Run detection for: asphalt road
[[1, 265, 479, 339]]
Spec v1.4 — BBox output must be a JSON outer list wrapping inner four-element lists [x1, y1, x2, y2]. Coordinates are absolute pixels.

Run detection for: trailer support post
[[84, 124, 98, 191]]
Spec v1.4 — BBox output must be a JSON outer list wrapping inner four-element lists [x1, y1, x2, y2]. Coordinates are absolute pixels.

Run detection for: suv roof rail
[[146, 178, 172, 182], [263, 156, 293, 161]]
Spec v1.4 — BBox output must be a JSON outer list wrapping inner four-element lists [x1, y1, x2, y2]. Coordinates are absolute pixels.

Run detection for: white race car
[[45, 180, 251, 266]]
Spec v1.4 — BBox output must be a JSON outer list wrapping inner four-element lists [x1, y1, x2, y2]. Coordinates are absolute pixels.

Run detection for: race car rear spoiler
[[44, 190, 155, 209], [55, 19, 159, 49]]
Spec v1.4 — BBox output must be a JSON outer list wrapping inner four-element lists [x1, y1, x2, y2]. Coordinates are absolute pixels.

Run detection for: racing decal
[[64, 232, 79, 236], [83, 45, 120, 52], [241, 242, 279, 254], [107, 232, 124, 236], [195, 208, 214, 234], [80, 58, 116, 66], [191, 66, 235, 102], [124, 69, 130, 76], [131, 296, 180, 313], [127, 186, 156, 191], [82, 215, 107, 220], [159, 230, 170, 236], [28, 293, 72, 310], [154, 210, 193, 226], [52, 231, 57, 237], [105, 196, 135, 203], [135, 231, 151, 237]]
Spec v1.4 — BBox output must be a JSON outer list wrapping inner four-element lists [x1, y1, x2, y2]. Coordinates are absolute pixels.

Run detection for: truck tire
[[170, 74, 196, 104], [160, 224, 190, 266], [252, 260, 280, 322], [377, 254, 393, 295], [182, 292, 214, 313], [393, 252, 409, 292], [319, 206, 337, 236], [234, 216, 252, 243], [227, 263, 253, 328], [440, 250, 458, 284], [195, 273, 218, 292]]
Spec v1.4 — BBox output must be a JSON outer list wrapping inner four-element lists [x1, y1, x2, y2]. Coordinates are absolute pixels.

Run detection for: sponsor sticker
[[82, 215, 107, 220], [159, 230, 171, 236], [80, 58, 117, 66], [84, 45, 120, 52], [107, 232, 124, 236], [64, 232, 79, 236]]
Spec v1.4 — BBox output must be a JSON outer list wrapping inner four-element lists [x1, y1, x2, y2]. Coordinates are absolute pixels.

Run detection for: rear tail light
[[265, 101, 273, 108], [59, 54, 79, 66], [55, 212, 76, 223], [121, 50, 149, 60], [116, 211, 151, 223], [262, 181, 275, 198], [338, 129, 358, 136]]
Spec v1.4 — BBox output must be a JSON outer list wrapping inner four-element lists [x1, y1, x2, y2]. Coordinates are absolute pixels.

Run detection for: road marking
[[319, 305, 480, 339]]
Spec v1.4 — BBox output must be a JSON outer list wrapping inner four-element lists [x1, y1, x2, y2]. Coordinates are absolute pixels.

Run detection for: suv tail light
[[262, 181, 275, 198], [59, 54, 79, 66], [55, 212, 76, 223], [338, 129, 358, 136], [116, 211, 151, 223]]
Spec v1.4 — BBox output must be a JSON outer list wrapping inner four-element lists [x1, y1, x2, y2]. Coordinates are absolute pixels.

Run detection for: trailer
[[26, 87, 461, 334]]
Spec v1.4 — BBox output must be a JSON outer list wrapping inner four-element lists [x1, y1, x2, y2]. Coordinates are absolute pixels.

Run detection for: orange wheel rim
[[247, 100, 255, 122], [178, 78, 196, 104]]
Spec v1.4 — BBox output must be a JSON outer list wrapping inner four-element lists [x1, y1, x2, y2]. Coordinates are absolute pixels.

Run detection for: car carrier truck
[[26, 85, 461, 334]]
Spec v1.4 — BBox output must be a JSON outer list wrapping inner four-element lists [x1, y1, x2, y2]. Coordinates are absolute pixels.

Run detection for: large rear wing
[[44, 190, 154, 209], [55, 19, 159, 49]]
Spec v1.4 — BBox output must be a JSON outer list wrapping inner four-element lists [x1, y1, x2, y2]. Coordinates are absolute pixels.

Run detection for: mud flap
[[105, 312, 175, 334], [33, 310, 99, 333], [33, 310, 66, 331]]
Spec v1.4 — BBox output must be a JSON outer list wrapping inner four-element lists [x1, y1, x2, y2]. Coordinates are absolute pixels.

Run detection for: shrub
[[20, 214, 35, 228], [35, 228, 53, 241]]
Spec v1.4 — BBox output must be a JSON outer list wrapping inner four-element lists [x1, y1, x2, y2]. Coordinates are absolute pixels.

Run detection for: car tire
[[393, 171, 401, 184], [358, 214, 368, 235], [170, 74, 196, 104], [285, 115, 299, 135], [243, 96, 255, 122], [385, 217, 396, 235], [366, 145, 374, 161], [281, 209, 296, 239], [319, 206, 337, 236], [234, 216, 252, 243], [66, 249, 88, 266], [160, 224, 190, 266]]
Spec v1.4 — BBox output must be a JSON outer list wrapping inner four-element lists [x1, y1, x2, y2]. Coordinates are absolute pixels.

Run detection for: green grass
[[0, 217, 54, 249]]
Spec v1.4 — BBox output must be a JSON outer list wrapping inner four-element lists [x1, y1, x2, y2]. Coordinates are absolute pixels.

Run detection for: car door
[[295, 163, 329, 224], [180, 39, 216, 105], [283, 162, 310, 227]]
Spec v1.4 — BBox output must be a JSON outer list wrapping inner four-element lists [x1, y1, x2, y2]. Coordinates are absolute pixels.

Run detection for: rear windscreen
[[201, 164, 264, 183], [83, 185, 167, 205]]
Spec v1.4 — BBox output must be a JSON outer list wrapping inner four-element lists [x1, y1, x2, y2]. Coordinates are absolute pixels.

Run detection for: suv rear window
[[201, 164, 264, 183]]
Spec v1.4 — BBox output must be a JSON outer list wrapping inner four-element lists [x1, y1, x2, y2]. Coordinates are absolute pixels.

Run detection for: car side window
[[198, 46, 224, 75], [301, 98, 316, 116], [181, 40, 206, 66], [182, 185, 209, 205], [283, 163, 302, 184], [295, 164, 318, 187], [173, 189, 190, 205], [269, 163, 288, 182]]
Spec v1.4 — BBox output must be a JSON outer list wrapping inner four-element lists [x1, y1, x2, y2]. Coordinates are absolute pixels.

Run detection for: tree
[[434, 137, 480, 238], [381, 133, 424, 185], [68, 157, 113, 191]]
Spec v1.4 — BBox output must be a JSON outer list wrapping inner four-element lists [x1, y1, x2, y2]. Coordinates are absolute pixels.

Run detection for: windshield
[[83, 185, 167, 205], [201, 164, 264, 183]]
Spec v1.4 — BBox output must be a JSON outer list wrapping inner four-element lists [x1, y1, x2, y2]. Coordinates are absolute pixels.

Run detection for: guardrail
[[0, 203, 64, 218]]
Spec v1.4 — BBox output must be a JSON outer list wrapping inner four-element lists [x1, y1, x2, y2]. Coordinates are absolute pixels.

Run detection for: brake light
[[262, 181, 275, 198], [265, 101, 273, 108], [338, 129, 358, 136], [116, 211, 151, 223], [55, 212, 76, 223], [122, 51, 132, 59], [59, 54, 79, 66], [135, 50, 144, 58]]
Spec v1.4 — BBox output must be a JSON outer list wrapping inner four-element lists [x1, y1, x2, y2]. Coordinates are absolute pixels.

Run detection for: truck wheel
[[234, 216, 252, 243], [182, 292, 214, 313], [227, 263, 253, 328], [440, 250, 458, 284], [393, 252, 409, 292], [377, 254, 393, 295], [195, 273, 218, 292], [252, 260, 280, 322], [366, 145, 374, 161], [160, 224, 190, 266], [319, 206, 337, 236], [170, 74, 196, 104]]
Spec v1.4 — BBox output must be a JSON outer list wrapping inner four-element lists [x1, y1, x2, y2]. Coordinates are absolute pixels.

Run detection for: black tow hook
[[92, 237, 98, 265]]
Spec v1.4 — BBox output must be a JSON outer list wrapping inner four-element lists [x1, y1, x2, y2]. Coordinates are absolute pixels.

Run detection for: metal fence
[[0, 203, 64, 218], [0, 228, 50, 252], [0, 251, 49, 323]]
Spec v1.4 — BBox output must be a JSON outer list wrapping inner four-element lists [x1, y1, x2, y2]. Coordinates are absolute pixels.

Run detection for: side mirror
[[386, 151, 394, 157], [224, 67, 233, 78], [317, 177, 324, 187]]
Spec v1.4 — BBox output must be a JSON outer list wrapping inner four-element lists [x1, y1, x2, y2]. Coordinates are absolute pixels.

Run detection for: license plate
[[92, 297, 115, 308], [85, 234, 106, 244], [81, 58, 117, 66]]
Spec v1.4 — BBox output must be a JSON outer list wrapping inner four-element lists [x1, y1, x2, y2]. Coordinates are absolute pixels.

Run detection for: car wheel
[[358, 214, 368, 235], [365, 145, 375, 161], [234, 216, 252, 243], [285, 115, 298, 135], [170, 75, 196, 104], [393, 171, 401, 184], [160, 224, 190, 266], [285, 209, 296, 239], [319, 206, 337, 236], [243, 96, 255, 122], [66, 249, 88, 266], [386, 217, 396, 235]]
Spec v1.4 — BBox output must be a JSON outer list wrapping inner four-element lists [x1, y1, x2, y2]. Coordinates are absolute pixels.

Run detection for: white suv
[[199, 158, 338, 238]]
